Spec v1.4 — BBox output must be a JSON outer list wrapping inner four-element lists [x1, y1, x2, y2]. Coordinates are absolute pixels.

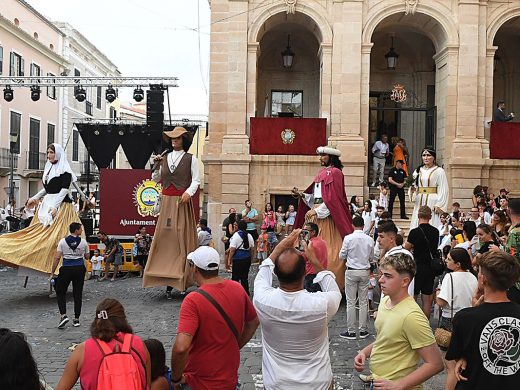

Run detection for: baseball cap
[[188, 246, 220, 271]]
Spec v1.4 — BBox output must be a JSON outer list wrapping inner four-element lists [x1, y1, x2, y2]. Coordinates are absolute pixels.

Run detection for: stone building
[[204, 0, 520, 230], [0, 0, 67, 207]]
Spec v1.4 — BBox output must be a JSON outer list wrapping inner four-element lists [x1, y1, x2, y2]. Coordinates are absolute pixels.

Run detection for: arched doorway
[[368, 12, 449, 171], [493, 16, 520, 121], [254, 12, 322, 119]]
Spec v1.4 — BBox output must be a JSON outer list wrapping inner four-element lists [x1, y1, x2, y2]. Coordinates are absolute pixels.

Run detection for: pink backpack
[[94, 333, 145, 390]]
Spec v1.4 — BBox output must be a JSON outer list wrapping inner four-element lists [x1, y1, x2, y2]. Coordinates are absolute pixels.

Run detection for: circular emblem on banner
[[133, 179, 162, 217], [281, 128, 296, 144], [479, 316, 520, 376]]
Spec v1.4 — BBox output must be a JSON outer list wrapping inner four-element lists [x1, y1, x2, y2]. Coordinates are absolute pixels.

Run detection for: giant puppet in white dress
[[409, 148, 449, 230]]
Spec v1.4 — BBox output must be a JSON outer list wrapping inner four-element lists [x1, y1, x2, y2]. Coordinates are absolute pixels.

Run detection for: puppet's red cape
[[295, 167, 353, 237]]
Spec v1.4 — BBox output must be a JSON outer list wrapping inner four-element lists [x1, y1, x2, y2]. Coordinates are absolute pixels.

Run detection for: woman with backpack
[[56, 298, 151, 390], [227, 220, 254, 295]]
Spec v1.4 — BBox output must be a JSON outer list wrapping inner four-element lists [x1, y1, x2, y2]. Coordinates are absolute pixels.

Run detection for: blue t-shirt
[[242, 208, 258, 231]]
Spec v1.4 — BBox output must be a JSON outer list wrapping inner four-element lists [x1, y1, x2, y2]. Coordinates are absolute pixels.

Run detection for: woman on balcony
[[0, 143, 82, 276]]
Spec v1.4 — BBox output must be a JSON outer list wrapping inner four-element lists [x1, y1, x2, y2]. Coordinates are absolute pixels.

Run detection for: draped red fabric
[[249, 117, 327, 155], [490, 122, 520, 159]]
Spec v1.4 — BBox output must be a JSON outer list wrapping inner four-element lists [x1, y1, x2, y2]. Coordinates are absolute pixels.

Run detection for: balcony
[[0, 148, 19, 176], [79, 159, 99, 182], [24, 151, 47, 178], [490, 122, 520, 159], [249, 117, 327, 155]]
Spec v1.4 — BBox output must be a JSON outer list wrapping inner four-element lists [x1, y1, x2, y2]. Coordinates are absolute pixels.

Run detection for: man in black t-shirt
[[404, 205, 439, 318], [446, 251, 520, 389], [388, 160, 408, 219]]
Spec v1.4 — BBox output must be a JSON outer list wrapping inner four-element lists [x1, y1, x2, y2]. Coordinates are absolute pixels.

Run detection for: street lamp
[[385, 36, 399, 70], [282, 34, 295, 69]]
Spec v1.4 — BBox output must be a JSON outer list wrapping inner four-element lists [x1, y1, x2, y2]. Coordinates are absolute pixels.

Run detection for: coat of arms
[[133, 179, 162, 217], [390, 84, 407, 103], [281, 128, 296, 144]]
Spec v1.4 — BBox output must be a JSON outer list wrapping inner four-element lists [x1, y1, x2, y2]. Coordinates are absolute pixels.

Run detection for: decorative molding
[[285, 0, 297, 14], [404, 0, 419, 15]]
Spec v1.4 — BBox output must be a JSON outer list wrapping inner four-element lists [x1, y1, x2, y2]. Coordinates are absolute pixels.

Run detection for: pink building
[[0, 0, 67, 209]]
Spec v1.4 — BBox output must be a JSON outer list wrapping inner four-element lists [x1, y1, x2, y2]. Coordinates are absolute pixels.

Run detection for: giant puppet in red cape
[[294, 146, 354, 289]]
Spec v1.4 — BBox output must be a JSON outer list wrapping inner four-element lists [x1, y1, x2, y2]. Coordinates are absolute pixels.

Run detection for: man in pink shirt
[[303, 222, 329, 292]]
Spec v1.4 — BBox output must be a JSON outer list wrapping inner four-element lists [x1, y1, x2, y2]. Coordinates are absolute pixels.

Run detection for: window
[[72, 130, 79, 162], [30, 63, 40, 77], [271, 91, 303, 117], [47, 72, 56, 99], [9, 52, 24, 76], [96, 86, 102, 109], [28, 181, 39, 198], [10, 111, 21, 154], [47, 123, 55, 145], [109, 106, 117, 119], [0, 46, 3, 75], [28, 118, 40, 170]]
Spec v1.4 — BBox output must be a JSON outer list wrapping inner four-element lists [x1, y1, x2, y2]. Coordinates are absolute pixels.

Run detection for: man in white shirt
[[253, 229, 341, 390], [371, 134, 389, 186], [339, 216, 375, 339]]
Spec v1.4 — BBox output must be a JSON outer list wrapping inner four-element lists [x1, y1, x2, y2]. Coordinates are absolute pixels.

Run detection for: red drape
[[490, 122, 520, 159], [249, 117, 327, 155]]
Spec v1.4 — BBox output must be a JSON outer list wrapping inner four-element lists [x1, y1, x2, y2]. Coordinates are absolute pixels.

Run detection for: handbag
[[132, 242, 138, 257], [419, 226, 445, 276], [435, 273, 453, 348]]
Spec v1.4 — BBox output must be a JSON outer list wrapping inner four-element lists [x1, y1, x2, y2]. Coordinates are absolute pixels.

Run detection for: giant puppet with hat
[[293, 145, 354, 288], [143, 126, 200, 293]]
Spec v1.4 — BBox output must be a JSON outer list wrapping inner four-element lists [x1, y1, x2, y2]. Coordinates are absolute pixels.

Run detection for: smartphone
[[298, 230, 310, 250]]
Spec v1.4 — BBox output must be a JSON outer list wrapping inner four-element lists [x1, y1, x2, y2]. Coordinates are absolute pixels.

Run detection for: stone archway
[[362, 5, 457, 169]]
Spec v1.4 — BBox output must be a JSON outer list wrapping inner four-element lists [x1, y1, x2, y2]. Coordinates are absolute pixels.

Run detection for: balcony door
[[28, 118, 40, 169]]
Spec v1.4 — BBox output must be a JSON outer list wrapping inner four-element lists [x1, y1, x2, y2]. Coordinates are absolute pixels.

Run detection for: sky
[[26, 0, 211, 116]]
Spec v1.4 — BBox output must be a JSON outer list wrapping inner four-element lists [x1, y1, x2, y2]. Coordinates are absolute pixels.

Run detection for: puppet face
[[319, 154, 330, 166], [170, 136, 183, 150], [421, 151, 435, 166], [47, 148, 57, 163]]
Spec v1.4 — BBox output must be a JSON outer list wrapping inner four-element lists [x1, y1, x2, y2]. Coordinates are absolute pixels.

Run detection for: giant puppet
[[143, 127, 200, 293], [293, 146, 354, 288], [0, 143, 83, 277]]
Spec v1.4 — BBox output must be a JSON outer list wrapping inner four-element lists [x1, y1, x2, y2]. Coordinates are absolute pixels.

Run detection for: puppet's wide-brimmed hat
[[163, 126, 188, 141], [316, 146, 341, 157]]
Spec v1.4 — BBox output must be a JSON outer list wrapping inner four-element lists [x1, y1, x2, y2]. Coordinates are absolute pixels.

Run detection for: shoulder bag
[[194, 289, 239, 343], [419, 226, 445, 276], [435, 273, 453, 348]]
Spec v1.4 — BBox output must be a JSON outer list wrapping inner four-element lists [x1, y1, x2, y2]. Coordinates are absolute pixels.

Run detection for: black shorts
[[247, 229, 258, 242], [414, 264, 435, 295]]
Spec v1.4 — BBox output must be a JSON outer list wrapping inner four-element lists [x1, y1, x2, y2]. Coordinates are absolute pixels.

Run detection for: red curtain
[[490, 122, 520, 159], [249, 117, 327, 155]]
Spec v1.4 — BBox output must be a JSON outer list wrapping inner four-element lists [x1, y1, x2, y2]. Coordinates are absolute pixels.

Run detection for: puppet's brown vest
[[160, 153, 192, 190]]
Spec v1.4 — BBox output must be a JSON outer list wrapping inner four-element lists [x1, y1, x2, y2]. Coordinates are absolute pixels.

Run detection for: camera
[[298, 230, 310, 250]]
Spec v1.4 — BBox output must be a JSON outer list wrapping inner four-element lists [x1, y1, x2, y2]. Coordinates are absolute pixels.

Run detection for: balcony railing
[[26, 151, 47, 171], [80, 160, 99, 176], [0, 148, 19, 170]]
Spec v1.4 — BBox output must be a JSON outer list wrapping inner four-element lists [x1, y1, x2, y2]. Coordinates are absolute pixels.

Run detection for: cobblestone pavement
[[0, 265, 446, 389]]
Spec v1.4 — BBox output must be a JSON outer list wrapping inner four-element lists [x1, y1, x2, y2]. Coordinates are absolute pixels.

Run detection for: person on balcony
[[493, 101, 514, 122], [409, 148, 449, 230], [0, 143, 83, 277], [293, 146, 354, 289], [144, 127, 200, 296]]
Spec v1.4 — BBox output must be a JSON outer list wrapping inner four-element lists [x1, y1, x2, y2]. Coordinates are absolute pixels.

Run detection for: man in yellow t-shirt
[[354, 253, 443, 389]]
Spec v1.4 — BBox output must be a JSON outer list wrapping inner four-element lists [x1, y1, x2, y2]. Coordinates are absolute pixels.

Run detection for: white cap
[[188, 246, 220, 271], [316, 146, 341, 157]]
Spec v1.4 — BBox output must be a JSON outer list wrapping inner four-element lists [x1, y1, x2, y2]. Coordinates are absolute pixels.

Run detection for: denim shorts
[[106, 252, 123, 266]]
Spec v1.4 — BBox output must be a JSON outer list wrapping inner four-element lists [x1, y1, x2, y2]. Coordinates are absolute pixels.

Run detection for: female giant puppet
[[410, 148, 449, 229], [0, 144, 82, 276], [293, 146, 354, 288], [143, 127, 200, 291]]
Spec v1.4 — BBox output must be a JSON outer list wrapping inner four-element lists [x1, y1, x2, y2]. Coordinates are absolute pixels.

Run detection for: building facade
[[204, 0, 520, 230], [54, 22, 121, 192], [0, 0, 67, 207]]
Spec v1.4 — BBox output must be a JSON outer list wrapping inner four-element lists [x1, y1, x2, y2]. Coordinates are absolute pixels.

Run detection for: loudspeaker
[[81, 218, 94, 237]]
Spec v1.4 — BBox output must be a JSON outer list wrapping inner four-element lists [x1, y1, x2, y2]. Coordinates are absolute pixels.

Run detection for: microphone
[[151, 148, 171, 171]]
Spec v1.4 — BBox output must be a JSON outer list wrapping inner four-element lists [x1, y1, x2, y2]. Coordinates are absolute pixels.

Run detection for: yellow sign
[[133, 179, 162, 217]]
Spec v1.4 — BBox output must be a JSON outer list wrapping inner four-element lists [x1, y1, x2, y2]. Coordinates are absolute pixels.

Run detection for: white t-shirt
[[90, 255, 103, 270], [229, 231, 255, 250], [437, 271, 478, 318], [57, 237, 89, 260], [362, 210, 376, 234]]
